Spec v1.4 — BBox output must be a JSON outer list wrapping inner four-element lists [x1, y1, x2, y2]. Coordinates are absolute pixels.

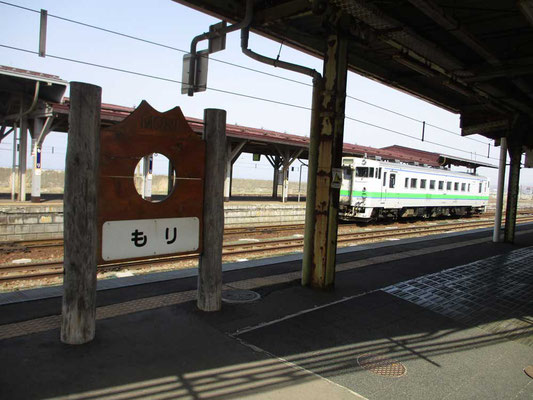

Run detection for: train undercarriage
[[339, 205, 487, 222]]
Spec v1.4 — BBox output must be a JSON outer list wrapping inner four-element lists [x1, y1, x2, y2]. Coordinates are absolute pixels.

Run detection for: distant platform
[[0, 193, 306, 242]]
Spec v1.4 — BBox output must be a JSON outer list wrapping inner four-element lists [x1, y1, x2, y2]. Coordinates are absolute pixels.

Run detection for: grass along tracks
[[2, 213, 533, 289]]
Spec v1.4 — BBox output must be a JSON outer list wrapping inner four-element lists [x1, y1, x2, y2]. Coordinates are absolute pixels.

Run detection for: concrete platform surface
[[1, 225, 532, 399]]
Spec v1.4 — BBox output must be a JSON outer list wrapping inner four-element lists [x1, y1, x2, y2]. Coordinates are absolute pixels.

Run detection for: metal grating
[[357, 353, 407, 377]]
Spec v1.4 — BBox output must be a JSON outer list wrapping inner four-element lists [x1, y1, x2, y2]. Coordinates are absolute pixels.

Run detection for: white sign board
[[102, 217, 199, 261]]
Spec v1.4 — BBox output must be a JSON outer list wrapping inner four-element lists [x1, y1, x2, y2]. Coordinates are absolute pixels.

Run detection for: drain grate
[[222, 289, 261, 304], [357, 354, 406, 377]]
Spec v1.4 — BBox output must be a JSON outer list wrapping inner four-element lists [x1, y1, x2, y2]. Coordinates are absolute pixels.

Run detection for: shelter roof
[[173, 1, 533, 146], [49, 99, 493, 169]]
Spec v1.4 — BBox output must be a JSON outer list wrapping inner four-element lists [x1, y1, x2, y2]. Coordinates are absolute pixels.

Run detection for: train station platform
[[1, 224, 532, 399]]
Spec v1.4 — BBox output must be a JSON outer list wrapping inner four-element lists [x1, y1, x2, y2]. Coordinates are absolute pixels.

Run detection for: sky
[[0, 0, 531, 188]]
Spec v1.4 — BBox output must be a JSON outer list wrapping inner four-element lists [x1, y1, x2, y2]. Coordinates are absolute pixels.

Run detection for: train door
[[389, 173, 397, 207], [380, 171, 387, 205]]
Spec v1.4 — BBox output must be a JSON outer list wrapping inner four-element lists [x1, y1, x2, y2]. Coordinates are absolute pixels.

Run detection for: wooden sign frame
[[97, 101, 205, 264]]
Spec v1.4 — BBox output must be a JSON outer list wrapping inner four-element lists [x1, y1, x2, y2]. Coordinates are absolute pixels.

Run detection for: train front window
[[356, 167, 369, 177]]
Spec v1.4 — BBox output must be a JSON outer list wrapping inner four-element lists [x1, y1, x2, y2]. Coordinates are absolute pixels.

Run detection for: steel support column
[[31, 118, 43, 203], [504, 144, 522, 243], [224, 141, 246, 201], [271, 155, 281, 199], [492, 137, 507, 242], [142, 154, 153, 201], [17, 118, 28, 202], [302, 33, 348, 290]]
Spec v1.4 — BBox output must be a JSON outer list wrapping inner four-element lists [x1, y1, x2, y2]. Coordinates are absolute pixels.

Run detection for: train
[[339, 156, 489, 221]]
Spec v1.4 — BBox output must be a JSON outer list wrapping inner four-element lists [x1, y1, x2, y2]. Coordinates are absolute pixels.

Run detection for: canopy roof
[[174, 0, 533, 146]]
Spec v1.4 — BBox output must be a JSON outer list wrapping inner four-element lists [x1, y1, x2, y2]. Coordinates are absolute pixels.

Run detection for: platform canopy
[[0, 65, 67, 122], [173, 0, 533, 146]]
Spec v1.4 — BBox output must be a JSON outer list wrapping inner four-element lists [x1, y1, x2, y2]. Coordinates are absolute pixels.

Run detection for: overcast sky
[[0, 0, 530, 187]]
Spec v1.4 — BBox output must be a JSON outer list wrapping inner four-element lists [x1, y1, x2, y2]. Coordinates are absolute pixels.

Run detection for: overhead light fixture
[[392, 54, 436, 78], [518, 0, 533, 26]]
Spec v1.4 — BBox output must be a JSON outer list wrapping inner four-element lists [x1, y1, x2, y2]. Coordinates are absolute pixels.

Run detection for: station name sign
[[97, 101, 205, 264], [102, 217, 199, 261]]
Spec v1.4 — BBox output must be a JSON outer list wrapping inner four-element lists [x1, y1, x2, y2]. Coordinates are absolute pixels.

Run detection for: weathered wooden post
[[197, 109, 226, 311], [61, 82, 101, 344]]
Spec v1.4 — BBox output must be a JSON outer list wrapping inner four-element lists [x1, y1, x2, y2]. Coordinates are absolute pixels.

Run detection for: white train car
[[339, 157, 489, 221]]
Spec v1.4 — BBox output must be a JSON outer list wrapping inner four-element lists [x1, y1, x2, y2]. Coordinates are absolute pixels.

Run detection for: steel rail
[[2, 216, 533, 284]]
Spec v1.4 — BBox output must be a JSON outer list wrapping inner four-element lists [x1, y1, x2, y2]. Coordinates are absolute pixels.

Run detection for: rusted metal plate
[[357, 353, 407, 377], [97, 101, 205, 264]]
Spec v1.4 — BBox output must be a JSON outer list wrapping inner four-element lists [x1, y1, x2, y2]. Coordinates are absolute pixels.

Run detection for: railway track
[[2, 215, 533, 284], [0, 209, 521, 252]]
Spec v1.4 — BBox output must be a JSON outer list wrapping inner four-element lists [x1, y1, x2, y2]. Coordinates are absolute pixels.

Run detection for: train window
[[356, 167, 369, 177], [377, 168, 381, 179], [468, 184, 471, 192], [420, 179, 427, 189], [461, 183, 466, 191], [446, 182, 452, 190], [383, 172, 387, 186], [439, 181, 444, 190], [405, 177, 409, 188], [411, 178, 417, 188], [389, 174, 396, 189], [479, 182, 482, 193], [369, 167, 375, 178], [454, 182, 459, 191], [430, 180, 436, 189]]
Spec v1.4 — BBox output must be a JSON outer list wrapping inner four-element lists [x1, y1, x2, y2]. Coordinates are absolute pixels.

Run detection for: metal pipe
[[2, 82, 41, 122], [239, 0, 320, 80], [241, 28, 321, 80], [187, 0, 254, 95], [492, 137, 507, 242]]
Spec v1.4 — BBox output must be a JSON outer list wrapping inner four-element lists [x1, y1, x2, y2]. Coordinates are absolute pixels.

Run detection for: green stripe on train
[[339, 190, 489, 201]]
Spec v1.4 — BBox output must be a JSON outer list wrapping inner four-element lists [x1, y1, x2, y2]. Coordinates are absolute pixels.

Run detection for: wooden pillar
[[504, 143, 522, 243], [302, 33, 348, 290], [198, 109, 226, 312], [61, 82, 101, 344]]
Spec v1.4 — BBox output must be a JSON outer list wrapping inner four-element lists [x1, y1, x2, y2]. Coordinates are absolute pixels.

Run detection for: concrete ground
[[1, 224, 532, 399]]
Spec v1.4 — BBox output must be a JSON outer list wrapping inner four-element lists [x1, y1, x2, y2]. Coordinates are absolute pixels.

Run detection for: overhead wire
[[0, 42, 500, 162], [0, 0, 494, 147]]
